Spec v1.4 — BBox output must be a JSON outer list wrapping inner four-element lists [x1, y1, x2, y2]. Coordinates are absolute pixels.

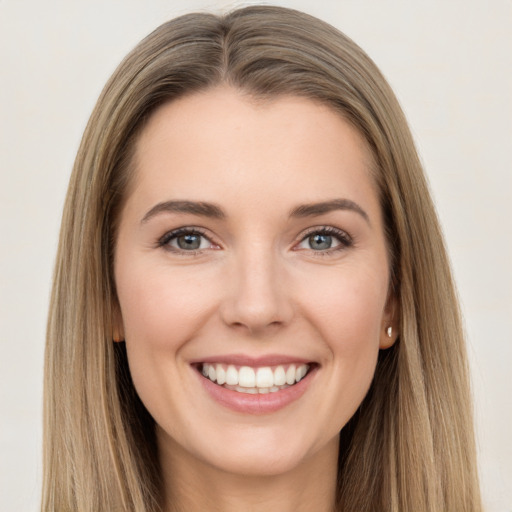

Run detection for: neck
[[159, 434, 339, 512]]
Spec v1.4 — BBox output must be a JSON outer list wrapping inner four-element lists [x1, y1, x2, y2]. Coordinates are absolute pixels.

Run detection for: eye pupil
[[177, 234, 201, 250], [309, 234, 332, 250]]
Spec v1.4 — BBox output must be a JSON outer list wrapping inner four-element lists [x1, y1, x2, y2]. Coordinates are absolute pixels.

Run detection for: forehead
[[128, 86, 379, 217]]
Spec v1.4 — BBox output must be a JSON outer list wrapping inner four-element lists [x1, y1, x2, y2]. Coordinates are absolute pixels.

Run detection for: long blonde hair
[[43, 6, 482, 511]]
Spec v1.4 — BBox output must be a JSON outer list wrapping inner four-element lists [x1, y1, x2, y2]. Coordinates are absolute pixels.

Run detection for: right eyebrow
[[141, 200, 226, 224]]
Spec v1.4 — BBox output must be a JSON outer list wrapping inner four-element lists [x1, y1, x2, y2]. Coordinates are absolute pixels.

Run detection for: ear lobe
[[112, 302, 125, 343], [113, 326, 125, 343], [380, 324, 398, 349], [380, 294, 399, 349]]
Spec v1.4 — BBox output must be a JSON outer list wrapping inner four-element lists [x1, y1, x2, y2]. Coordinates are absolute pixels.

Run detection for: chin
[[203, 444, 314, 477], [183, 423, 338, 478]]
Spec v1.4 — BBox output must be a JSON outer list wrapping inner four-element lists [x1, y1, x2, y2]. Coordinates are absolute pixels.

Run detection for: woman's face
[[114, 87, 395, 477]]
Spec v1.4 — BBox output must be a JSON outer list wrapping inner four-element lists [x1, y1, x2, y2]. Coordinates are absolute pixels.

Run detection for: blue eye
[[159, 228, 213, 252], [308, 233, 334, 250], [296, 227, 352, 252], [174, 233, 205, 250]]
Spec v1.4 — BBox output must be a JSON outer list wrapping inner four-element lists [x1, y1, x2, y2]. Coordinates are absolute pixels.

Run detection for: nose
[[219, 247, 294, 335]]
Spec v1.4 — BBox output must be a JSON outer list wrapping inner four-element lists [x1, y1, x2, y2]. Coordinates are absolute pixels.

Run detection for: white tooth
[[296, 364, 308, 382], [239, 366, 256, 387], [270, 386, 280, 393], [256, 367, 274, 388], [258, 387, 270, 394], [226, 365, 239, 385], [202, 364, 209, 377], [286, 364, 296, 385], [273, 365, 286, 386], [208, 365, 217, 382], [216, 365, 226, 385]]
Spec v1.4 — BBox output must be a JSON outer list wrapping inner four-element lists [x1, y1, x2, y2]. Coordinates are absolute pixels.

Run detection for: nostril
[[218, 272, 294, 331]]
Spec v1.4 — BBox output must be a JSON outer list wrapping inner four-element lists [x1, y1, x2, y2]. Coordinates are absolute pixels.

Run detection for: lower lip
[[195, 367, 317, 415]]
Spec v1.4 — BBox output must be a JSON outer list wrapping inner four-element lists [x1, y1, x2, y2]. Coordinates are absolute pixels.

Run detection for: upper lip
[[190, 353, 314, 367]]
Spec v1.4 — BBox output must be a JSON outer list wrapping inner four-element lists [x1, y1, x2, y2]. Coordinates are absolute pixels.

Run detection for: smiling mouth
[[197, 363, 313, 394]]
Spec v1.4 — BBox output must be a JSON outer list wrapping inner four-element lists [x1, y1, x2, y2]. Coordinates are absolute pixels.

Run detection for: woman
[[43, 5, 482, 511]]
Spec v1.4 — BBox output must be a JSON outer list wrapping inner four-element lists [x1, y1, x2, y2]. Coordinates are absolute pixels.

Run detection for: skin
[[114, 86, 397, 512]]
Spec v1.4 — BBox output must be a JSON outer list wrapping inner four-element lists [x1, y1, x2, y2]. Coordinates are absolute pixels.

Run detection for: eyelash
[[157, 227, 215, 254], [157, 225, 353, 255], [295, 226, 353, 255]]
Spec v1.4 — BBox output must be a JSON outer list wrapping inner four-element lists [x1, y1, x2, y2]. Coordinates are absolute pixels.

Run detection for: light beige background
[[1, 0, 511, 510]]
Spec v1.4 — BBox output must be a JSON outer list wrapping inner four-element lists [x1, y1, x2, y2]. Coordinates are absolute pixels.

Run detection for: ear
[[112, 301, 125, 343], [380, 293, 399, 349]]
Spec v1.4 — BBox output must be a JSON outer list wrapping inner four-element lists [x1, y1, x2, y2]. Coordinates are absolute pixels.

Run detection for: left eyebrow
[[289, 199, 370, 224]]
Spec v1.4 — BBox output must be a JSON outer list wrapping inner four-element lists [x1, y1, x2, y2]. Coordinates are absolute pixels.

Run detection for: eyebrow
[[290, 199, 370, 224], [141, 200, 225, 223], [141, 198, 369, 224]]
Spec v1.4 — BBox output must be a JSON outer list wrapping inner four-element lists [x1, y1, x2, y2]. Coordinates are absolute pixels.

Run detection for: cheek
[[115, 263, 220, 422], [295, 262, 387, 413], [299, 262, 388, 349], [116, 262, 218, 349]]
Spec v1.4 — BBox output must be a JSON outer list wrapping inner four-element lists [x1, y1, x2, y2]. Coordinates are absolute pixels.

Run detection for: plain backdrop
[[1, 0, 511, 510]]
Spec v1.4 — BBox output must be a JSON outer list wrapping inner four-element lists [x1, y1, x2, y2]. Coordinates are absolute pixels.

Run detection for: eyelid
[[293, 225, 353, 252], [156, 225, 352, 255], [157, 226, 220, 253]]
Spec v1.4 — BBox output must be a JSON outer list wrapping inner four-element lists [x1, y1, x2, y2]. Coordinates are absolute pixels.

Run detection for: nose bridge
[[221, 240, 292, 333]]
